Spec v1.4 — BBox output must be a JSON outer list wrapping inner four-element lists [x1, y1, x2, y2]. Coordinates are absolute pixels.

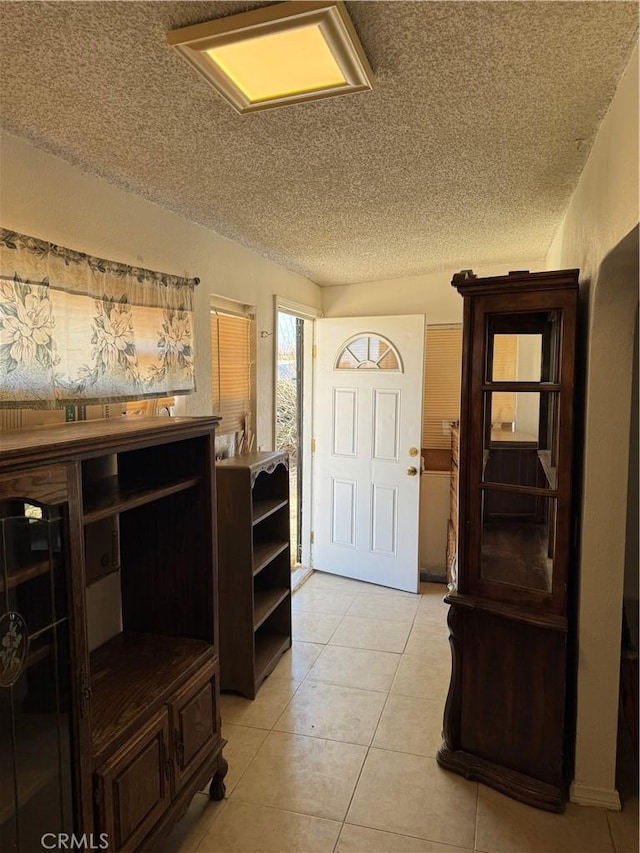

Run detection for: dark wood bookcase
[[216, 451, 292, 699], [0, 416, 227, 852], [437, 269, 579, 812]]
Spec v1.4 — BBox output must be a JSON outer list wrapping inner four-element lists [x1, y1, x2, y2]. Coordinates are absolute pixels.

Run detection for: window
[[210, 308, 253, 435], [335, 334, 401, 370], [0, 228, 197, 408]]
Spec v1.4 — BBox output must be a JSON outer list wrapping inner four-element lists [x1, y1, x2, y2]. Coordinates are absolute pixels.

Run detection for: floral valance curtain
[[0, 229, 198, 408]]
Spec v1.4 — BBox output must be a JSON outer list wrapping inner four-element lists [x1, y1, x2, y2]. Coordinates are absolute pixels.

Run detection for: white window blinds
[[210, 310, 252, 434], [422, 326, 463, 450]]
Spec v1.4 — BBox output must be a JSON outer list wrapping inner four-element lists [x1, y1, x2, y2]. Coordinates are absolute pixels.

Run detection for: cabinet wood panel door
[[94, 710, 171, 853], [170, 662, 219, 792]]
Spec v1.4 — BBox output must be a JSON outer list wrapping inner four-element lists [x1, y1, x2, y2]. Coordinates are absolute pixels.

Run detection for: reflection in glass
[[490, 333, 542, 382], [486, 311, 560, 384], [490, 333, 518, 382], [347, 336, 369, 363], [336, 348, 359, 369], [489, 391, 540, 443], [483, 392, 559, 488], [481, 493, 556, 593]]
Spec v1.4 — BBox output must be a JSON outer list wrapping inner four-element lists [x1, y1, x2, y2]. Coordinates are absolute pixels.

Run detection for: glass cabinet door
[[471, 307, 567, 603], [0, 505, 75, 852]]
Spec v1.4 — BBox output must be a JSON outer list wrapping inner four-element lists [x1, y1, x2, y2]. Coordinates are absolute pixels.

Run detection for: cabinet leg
[[209, 755, 229, 801]]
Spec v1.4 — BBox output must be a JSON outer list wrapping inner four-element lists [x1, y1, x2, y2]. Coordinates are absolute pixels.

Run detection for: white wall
[[0, 131, 322, 448], [545, 43, 639, 809]]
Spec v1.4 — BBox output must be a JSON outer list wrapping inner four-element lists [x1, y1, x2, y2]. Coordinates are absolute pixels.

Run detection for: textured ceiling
[[0, 1, 637, 285]]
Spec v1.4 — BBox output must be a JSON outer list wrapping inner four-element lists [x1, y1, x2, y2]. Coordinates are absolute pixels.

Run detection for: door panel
[[372, 389, 400, 461], [331, 479, 357, 548], [313, 316, 425, 592], [332, 389, 358, 456], [370, 484, 397, 556]]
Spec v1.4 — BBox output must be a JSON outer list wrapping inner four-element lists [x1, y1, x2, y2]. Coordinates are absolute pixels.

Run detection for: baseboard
[[291, 565, 313, 593], [420, 568, 447, 584], [569, 782, 621, 811]]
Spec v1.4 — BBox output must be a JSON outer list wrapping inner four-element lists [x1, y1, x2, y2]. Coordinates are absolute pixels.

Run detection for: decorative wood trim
[[442, 604, 462, 751], [216, 450, 289, 486], [436, 744, 565, 813], [452, 268, 580, 298], [445, 592, 567, 631]]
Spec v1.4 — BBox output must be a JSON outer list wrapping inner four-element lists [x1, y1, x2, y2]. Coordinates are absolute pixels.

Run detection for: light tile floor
[[155, 572, 638, 853]]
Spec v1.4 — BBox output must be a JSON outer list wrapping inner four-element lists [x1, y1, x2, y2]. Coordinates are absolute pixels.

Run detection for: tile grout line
[[473, 775, 480, 853], [219, 580, 458, 851], [331, 588, 426, 853], [604, 806, 619, 853]]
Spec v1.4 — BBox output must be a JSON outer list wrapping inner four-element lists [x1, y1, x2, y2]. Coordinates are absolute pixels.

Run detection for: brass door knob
[[406, 467, 418, 476]]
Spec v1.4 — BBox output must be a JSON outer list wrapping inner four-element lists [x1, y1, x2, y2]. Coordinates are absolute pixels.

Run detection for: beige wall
[[419, 471, 450, 575], [545, 43, 639, 809], [321, 261, 542, 323], [0, 131, 322, 448]]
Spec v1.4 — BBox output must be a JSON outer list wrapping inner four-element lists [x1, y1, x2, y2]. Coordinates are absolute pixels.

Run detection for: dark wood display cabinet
[[437, 269, 579, 813], [0, 416, 227, 852], [216, 451, 292, 699]]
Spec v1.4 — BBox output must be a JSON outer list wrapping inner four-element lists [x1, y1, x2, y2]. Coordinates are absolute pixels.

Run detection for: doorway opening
[[275, 310, 304, 567], [274, 300, 318, 580]]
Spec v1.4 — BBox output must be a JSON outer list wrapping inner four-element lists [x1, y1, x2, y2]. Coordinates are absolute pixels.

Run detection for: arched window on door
[[334, 334, 402, 371]]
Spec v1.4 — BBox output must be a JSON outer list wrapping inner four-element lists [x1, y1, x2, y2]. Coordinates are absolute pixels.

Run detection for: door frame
[[273, 296, 321, 571]]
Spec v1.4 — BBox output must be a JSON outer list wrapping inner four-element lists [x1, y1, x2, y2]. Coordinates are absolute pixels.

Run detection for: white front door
[[312, 315, 425, 592]]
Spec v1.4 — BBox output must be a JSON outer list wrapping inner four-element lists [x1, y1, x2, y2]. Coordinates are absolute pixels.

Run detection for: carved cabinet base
[[437, 596, 568, 813]]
